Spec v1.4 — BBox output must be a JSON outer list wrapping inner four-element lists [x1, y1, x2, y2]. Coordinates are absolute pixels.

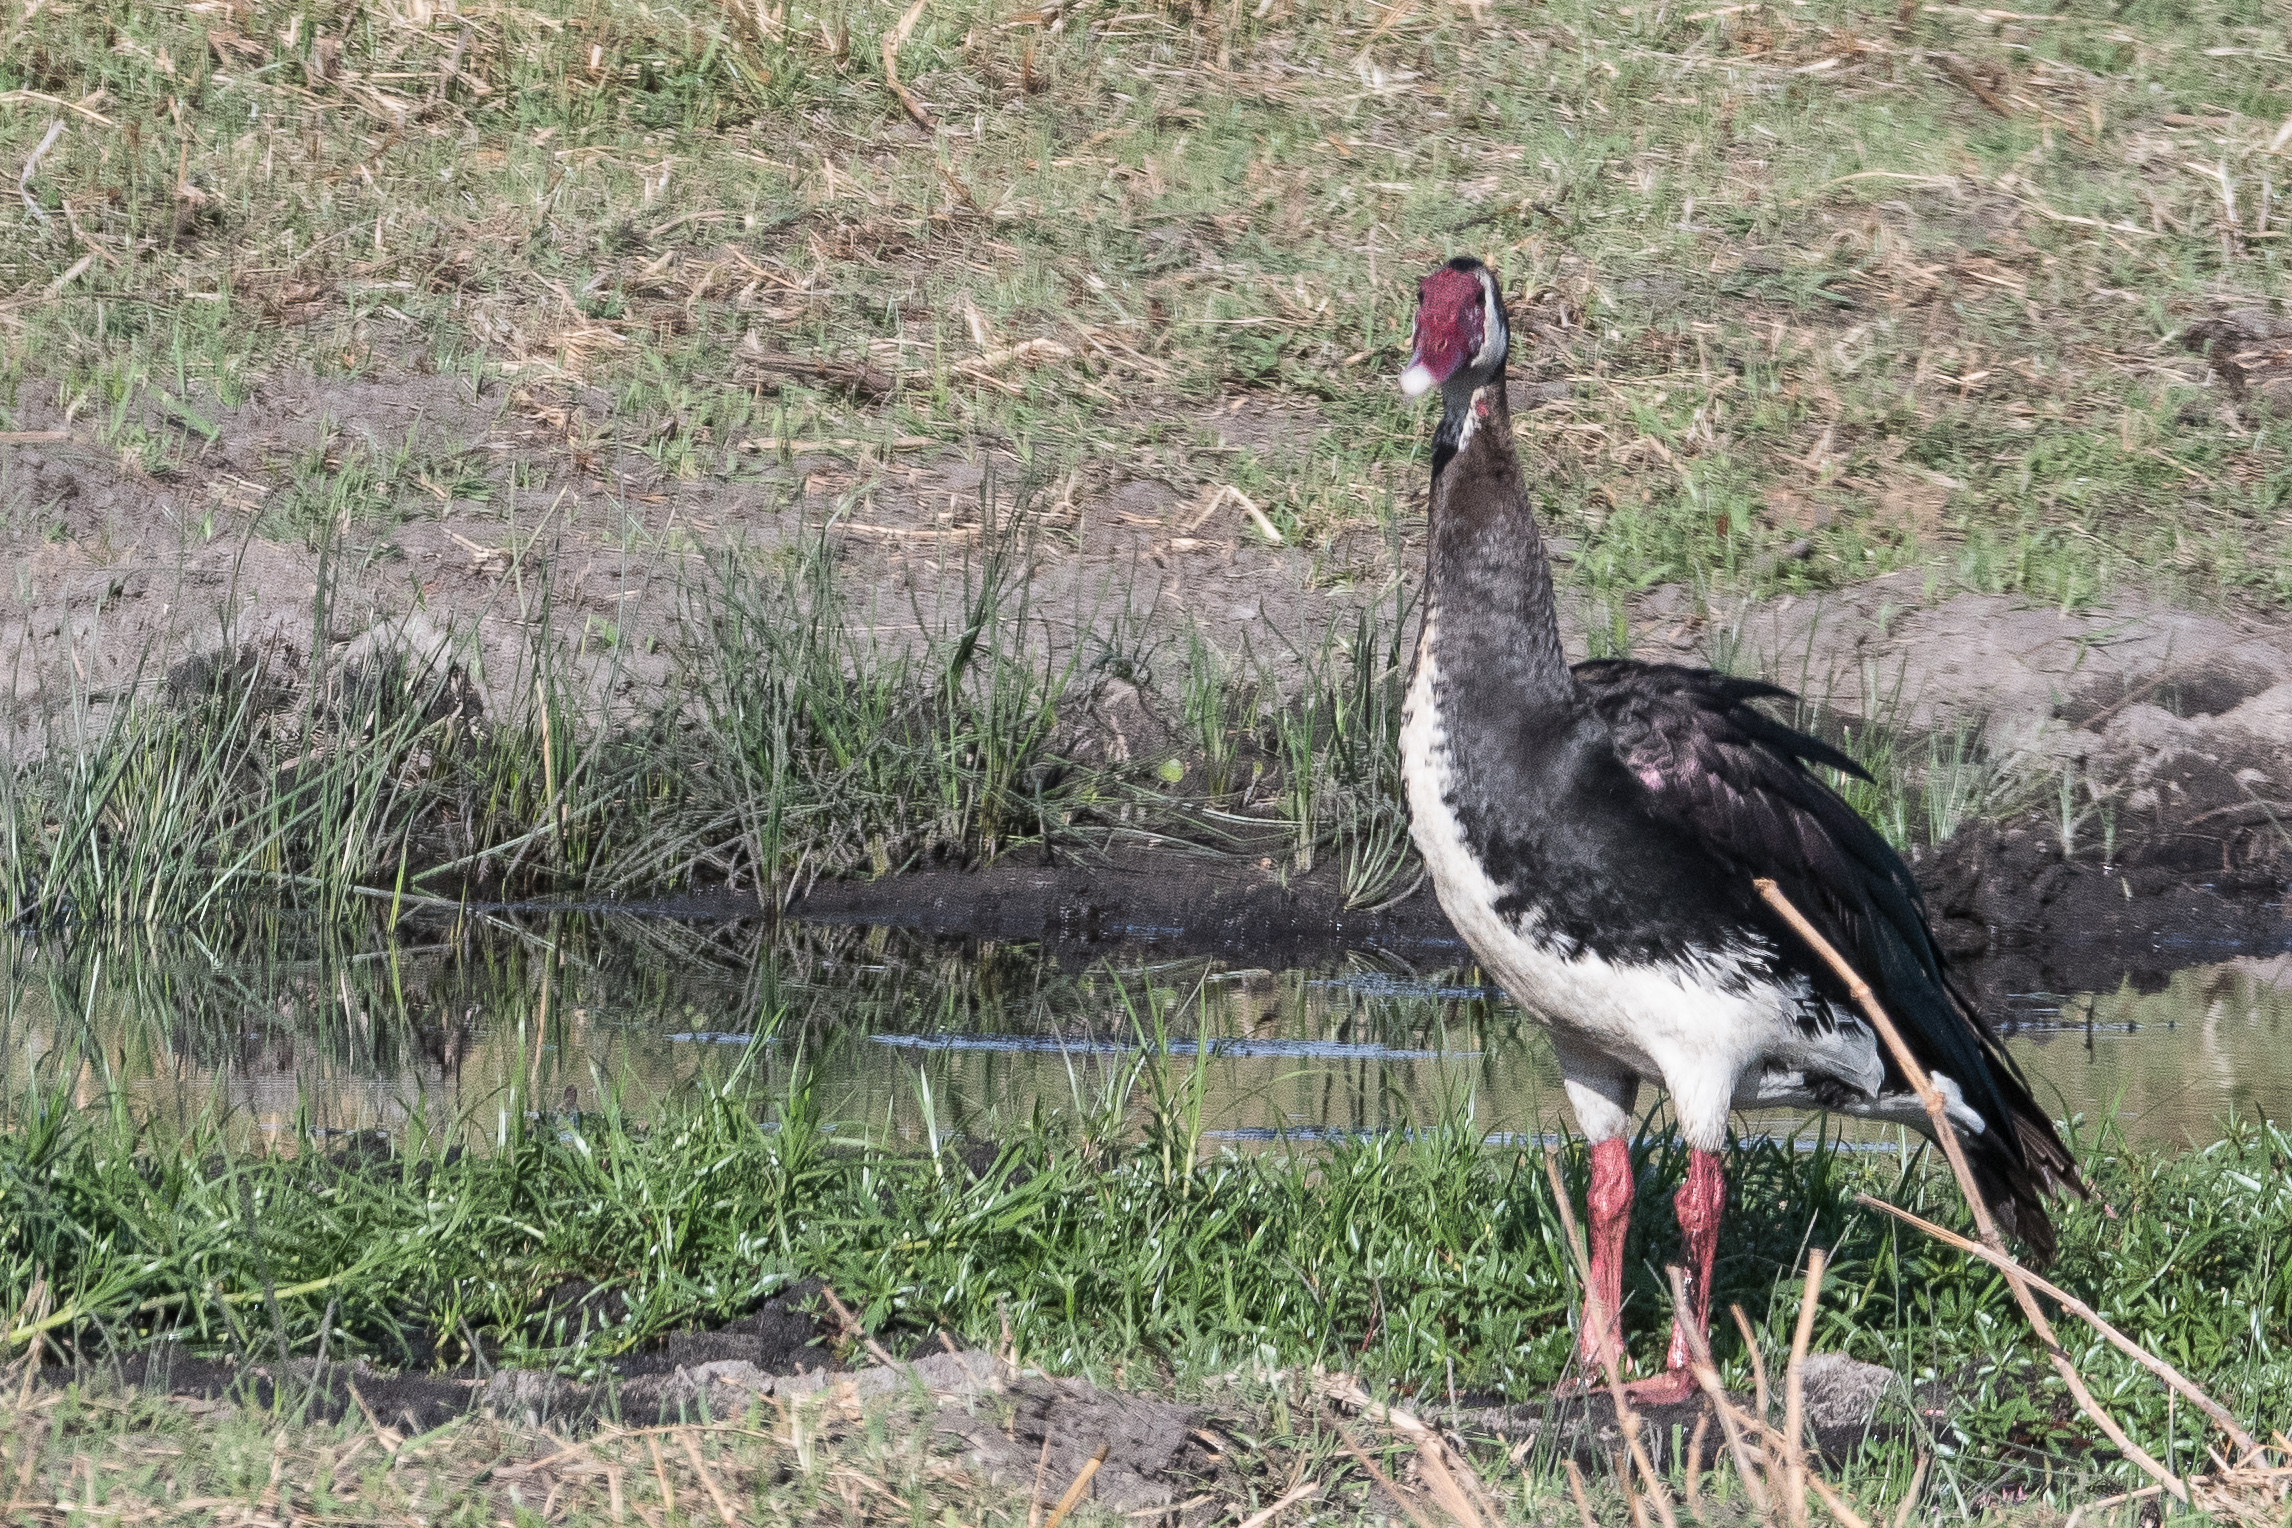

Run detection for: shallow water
[[5, 916, 2288, 1151]]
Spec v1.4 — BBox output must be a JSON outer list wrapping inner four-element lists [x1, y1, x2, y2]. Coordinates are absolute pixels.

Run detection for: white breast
[[1400, 626, 1870, 1147]]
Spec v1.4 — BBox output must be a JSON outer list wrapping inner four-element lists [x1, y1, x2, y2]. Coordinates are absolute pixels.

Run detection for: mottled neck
[[1424, 379, 1573, 704]]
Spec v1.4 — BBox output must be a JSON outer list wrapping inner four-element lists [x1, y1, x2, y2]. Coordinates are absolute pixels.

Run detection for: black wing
[[1573, 658, 2084, 1259]]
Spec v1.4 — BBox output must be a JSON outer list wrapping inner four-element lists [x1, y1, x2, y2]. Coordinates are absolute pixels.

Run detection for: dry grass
[[0, 1381, 1129, 1526], [1, 0, 2289, 621]]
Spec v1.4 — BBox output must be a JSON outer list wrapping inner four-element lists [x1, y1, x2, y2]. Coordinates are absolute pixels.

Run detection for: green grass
[[6, 0, 2287, 922], [0, 1019, 2285, 1516], [1, 915, 2284, 1521], [4, 511, 1453, 926], [4, 3, 2289, 1517], [0, 547, 2044, 935]]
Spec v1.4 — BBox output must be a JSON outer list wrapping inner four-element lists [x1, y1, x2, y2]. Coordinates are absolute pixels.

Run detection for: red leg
[[1604, 1148, 1725, 1407], [1662, 1147, 1727, 1378], [1578, 1137, 1634, 1373]]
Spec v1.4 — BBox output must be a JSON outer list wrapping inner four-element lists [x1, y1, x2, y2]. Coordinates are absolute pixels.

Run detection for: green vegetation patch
[[0, 1057, 2286, 1507]]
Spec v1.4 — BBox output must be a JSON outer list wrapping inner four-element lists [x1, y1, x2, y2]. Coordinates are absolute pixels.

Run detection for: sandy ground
[[15, 360, 2292, 789], [1, 367, 1393, 753]]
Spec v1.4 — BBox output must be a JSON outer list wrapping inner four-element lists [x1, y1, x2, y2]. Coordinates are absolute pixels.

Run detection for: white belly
[[1398, 632, 1884, 1145]]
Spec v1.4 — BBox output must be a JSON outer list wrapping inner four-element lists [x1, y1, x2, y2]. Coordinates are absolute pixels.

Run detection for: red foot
[[1617, 1369, 1700, 1408], [1554, 1368, 1700, 1406], [1551, 1369, 1622, 1399]]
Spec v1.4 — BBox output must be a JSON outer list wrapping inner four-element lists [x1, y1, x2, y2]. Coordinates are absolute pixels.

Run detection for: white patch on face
[[1471, 269, 1507, 372], [1400, 360, 1438, 397], [1455, 390, 1481, 447], [1401, 622, 1844, 1151]]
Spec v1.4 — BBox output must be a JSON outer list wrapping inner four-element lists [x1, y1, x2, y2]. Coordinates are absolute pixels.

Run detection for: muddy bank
[[773, 820, 2292, 1003], [0, 369, 1384, 760], [782, 850, 1463, 962]]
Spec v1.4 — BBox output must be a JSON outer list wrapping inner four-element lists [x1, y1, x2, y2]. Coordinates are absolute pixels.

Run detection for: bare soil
[[1, 364, 1384, 753], [49, 1298, 1910, 1517], [15, 360, 2292, 989]]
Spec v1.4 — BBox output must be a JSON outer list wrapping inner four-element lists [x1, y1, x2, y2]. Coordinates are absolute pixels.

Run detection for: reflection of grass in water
[[0, 922, 1538, 1159], [1, 1016, 2286, 1506]]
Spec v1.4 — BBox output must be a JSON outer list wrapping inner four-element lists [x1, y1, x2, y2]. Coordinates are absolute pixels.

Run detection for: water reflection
[[2010, 957, 2292, 1144], [2, 917, 2285, 1150]]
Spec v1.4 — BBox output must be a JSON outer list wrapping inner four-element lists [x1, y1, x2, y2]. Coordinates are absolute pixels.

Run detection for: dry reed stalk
[[1348, 0, 1422, 60], [1803, 1471, 1874, 1528], [344, 1379, 405, 1455], [1025, 1433, 1053, 1528], [719, 0, 780, 48], [880, 0, 935, 131], [816, 1285, 900, 1368], [1931, 51, 2012, 116], [1615, 1446, 1654, 1528], [1317, 1374, 1494, 1528], [1563, 1459, 1602, 1528], [1343, 1436, 1439, 1528], [1853, 1194, 2261, 1459], [1672, 1263, 1884, 1528], [2064, 1484, 2164, 1528], [1538, 1150, 1682, 1527], [644, 1434, 675, 1521], [0, 91, 112, 126], [1888, 1455, 1928, 1528], [1728, 1304, 1771, 1420], [2188, 1454, 2292, 1526], [16, 120, 63, 228], [1753, 879, 2189, 1501], [1781, 1248, 1825, 1528], [677, 1429, 739, 1527], [1040, 1442, 1108, 1528], [1682, 1417, 1706, 1522], [1667, 1268, 1774, 1521]]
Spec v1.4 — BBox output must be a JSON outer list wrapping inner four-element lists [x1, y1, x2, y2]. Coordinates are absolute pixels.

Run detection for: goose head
[[1400, 256, 1509, 401]]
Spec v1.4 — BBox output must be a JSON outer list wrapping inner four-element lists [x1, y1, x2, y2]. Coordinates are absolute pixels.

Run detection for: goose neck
[[1424, 382, 1572, 698]]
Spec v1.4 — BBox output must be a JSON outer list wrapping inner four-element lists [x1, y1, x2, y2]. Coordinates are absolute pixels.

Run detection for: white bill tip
[[1399, 361, 1438, 398]]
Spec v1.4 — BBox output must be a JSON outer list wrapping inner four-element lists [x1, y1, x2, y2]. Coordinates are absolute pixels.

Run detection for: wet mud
[[47, 1307, 1925, 1514], [50, 1277, 852, 1438], [781, 850, 1464, 964], [782, 581, 2292, 995], [773, 815, 2292, 1006]]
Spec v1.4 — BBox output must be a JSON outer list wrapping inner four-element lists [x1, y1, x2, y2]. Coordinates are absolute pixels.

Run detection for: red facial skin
[[1409, 266, 1486, 389]]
